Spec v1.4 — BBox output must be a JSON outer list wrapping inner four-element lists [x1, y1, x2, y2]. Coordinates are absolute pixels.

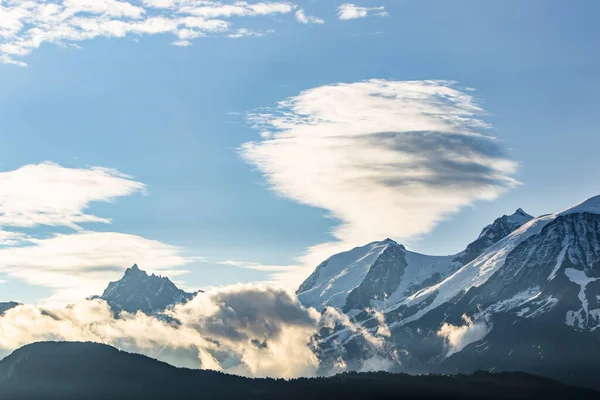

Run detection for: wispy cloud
[[295, 9, 324, 25], [227, 28, 275, 39], [240, 79, 519, 279], [0, 230, 29, 246], [337, 3, 388, 20], [217, 259, 306, 287], [0, 162, 145, 229], [0, 0, 297, 65]]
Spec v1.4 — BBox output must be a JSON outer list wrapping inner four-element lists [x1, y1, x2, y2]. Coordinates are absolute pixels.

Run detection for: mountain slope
[[97, 265, 197, 314], [0, 341, 596, 400]]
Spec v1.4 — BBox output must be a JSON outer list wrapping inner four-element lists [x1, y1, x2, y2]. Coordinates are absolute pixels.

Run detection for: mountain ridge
[[297, 207, 534, 314]]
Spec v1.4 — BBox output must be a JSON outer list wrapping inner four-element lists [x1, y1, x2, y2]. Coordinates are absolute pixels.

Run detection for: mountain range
[[0, 341, 596, 400], [298, 195, 600, 390]]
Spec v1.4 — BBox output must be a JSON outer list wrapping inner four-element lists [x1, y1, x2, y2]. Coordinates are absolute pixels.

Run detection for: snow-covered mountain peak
[[558, 194, 600, 217], [477, 208, 533, 239], [508, 207, 534, 224], [296, 240, 401, 310]]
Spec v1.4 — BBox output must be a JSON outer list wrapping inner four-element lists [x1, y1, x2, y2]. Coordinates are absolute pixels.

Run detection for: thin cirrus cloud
[[0, 162, 191, 305], [337, 3, 388, 20], [217, 259, 308, 288], [240, 79, 520, 279], [0, 0, 300, 66], [228, 28, 275, 39]]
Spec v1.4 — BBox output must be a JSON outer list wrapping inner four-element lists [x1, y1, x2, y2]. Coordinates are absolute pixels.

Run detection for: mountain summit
[[454, 208, 534, 265], [98, 265, 197, 314]]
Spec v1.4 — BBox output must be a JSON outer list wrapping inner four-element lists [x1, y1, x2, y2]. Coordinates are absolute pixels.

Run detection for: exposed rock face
[[344, 243, 407, 312], [0, 302, 19, 315]]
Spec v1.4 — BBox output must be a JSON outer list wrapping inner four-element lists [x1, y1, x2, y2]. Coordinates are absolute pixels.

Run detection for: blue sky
[[0, 0, 599, 304]]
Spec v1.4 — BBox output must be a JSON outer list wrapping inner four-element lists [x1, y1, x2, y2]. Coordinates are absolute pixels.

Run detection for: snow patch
[[564, 268, 600, 329]]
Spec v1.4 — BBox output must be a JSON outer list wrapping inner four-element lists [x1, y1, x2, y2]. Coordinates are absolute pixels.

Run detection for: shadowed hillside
[[0, 342, 597, 400]]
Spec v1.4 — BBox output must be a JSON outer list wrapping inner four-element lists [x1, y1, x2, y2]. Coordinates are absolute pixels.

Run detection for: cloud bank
[[0, 285, 321, 378], [0, 0, 300, 65], [240, 79, 519, 274], [0, 283, 403, 377]]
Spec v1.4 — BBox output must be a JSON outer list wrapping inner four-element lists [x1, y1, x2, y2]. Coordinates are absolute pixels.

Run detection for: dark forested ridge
[[0, 342, 597, 400]]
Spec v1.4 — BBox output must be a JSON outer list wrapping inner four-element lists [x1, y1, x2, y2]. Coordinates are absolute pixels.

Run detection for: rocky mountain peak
[[99, 265, 197, 315], [123, 264, 144, 277]]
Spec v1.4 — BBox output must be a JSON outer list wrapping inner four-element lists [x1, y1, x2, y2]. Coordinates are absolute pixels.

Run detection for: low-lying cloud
[[0, 285, 320, 378], [437, 314, 490, 357], [240, 79, 519, 277], [0, 284, 405, 378]]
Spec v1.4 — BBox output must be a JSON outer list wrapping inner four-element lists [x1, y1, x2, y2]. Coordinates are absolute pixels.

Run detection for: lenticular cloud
[[240, 79, 519, 265]]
